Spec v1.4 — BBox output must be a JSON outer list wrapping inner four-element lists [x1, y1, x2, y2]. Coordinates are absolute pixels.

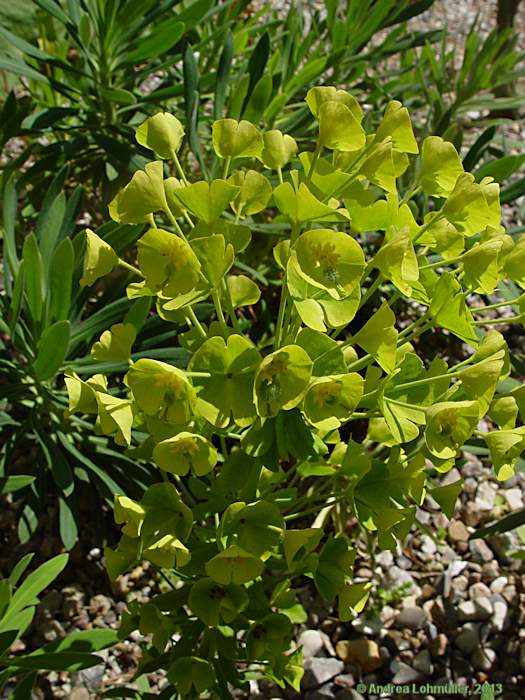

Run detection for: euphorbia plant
[[67, 89, 525, 696]]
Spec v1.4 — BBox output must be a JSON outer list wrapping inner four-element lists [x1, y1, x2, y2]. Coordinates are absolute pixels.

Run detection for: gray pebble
[[303, 658, 344, 688], [394, 606, 428, 631], [391, 660, 423, 684], [455, 623, 480, 654], [298, 630, 325, 659], [471, 647, 496, 672], [468, 539, 493, 563], [457, 597, 493, 622]]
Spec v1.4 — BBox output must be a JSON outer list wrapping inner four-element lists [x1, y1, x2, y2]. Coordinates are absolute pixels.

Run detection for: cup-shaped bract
[[375, 100, 418, 155], [293, 229, 365, 299], [153, 432, 218, 477], [80, 229, 118, 287], [64, 370, 107, 415], [137, 228, 201, 297], [164, 177, 185, 218], [261, 129, 297, 170], [135, 112, 185, 159], [425, 401, 480, 459], [306, 86, 363, 122], [125, 358, 196, 424], [420, 136, 464, 197], [483, 427, 525, 480], [108, 161, 168, 224], [303, 373, 364, 430], [91, 322, 136, 362], [212, 119, 263, 160], [229, 169, 272, 216], [318, 101, 366, 152], [188, 334, 261, 428], [254, 345, 313, 417]]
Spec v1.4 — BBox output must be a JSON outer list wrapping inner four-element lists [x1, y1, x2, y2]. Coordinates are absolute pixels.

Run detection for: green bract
[[70, 85, 522, 699], [135, 112, 185, 158], [261, 129, 298, 170], [108, 161, 168, 224], [293, 229, 365, 299], [137, 228, 201, 297], [254, 345, 312, 417], [188, 335, 261, 427], [153, 432, 218, 476], [420, 136, 464, 197], [212, 119, 263, 160], [125, 359, 196, 424], [425, 401, 480, 459], [80, 229, 118, 287]]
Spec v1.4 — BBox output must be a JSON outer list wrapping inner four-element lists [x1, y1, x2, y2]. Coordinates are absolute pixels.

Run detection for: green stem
[[390, 370, 462, 394], [222, 279, 241, 332], [183, 211, 195, 229], [277, 166, 284, 184], [187, 307, 207, 338], [222, 156, 232, 179], [171, 150, 189, 186], [419, 253, 465, 270], [290, 222, 300, 245], [118, 259, 143, 277], [474, 295, 524, 312], [234, 204, 243, 225], [398, 311, 430, 338], [345, 352, 372, 373], [273, 287, 288, 350], [148, 213, 157, 229], [400, 184, 421, 206], [412, 213, 445, 245], [172, 475, 196, 506], [473, 315, 523, 325], [284, 494, 349, 522], [358, 273, 383, 309], [212, 289, 228, 332], [164, 207, 189, 243], [307, 143, 321, 181]]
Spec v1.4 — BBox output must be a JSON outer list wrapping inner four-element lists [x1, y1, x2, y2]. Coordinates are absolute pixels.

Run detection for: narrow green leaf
[[2, 175, 18, 278], [32, 320, 71, 381], [22, 234, 44, 324], [2, 554, 68, 625], [8, 554, 35, 587], [214, 30, 234, 120], [183, 44, 201, 163], [0, 651, 103, 672], [124, 20, 184, 64], [59, 497, 78, 550], [49, 239, 74, 322], [0, 476, 35, 495], [8, 261, 25, 333]]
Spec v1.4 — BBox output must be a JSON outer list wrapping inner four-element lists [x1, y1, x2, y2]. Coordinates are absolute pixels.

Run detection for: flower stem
[[171, 149, 189, 186], [118, 259, 143, 277]]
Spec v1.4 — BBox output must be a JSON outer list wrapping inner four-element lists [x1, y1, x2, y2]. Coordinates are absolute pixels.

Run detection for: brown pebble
[[448, 520, 469, 542]]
